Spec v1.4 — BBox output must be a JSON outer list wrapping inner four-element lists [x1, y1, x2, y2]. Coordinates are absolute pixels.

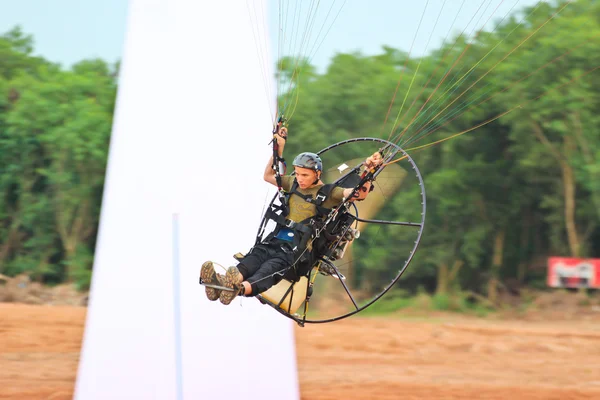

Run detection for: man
[[201, 127, 382, 305]]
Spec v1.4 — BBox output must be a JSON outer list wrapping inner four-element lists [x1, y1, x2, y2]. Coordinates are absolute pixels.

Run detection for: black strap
[[291, 183, 334, 206], [260, 179, 338, 251]]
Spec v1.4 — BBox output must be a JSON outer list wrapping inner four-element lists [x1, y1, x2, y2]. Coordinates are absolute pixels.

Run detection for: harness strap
[[260, 179, 337, 266], [290, 183, 335, 208]]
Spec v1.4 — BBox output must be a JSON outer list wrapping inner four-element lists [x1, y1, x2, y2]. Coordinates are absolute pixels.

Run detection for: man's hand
[[365, 151, 383, 169], [344, 151, 383, 201], [265, 127, 288, 186], [274, 127, 287, 149]]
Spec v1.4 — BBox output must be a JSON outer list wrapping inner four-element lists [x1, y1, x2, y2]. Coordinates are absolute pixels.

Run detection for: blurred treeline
[[280, 0, 600, 304], [0, 27, 117, 289], [1, 1, 599, 303]]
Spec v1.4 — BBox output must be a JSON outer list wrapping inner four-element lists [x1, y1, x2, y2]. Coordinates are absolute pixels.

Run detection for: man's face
[[294, 166, 318, 189]]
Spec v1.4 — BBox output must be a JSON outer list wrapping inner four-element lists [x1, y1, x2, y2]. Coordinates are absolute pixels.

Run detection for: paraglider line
[[403, 38, 596, 147], [392, 0, 508, 144], [401, 0, 573, 145]]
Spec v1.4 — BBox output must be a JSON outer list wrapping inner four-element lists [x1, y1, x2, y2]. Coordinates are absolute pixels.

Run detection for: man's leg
[[236, 245, 269, 281], [220, 256, 290, 305], [219, 245, 270, 305], [245, 255, 292, 295], [245, 242, 295, 295], [220, 244, 293, 304]]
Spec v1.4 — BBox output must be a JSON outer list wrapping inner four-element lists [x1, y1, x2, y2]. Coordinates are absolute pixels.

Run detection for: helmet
[[293, 152, 323, 172]]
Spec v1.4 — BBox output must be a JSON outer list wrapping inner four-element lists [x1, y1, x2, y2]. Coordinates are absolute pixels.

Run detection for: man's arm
[[264, 127, 287, 186], [342, 151, 383, 201], [342, 181, 373, 201]]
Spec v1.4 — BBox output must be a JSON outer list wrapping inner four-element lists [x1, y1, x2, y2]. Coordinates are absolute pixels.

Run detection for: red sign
[[547, 257, 600, 289]]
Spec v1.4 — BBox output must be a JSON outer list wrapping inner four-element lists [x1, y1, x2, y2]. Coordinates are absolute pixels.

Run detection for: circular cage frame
[[259, 137, 427, 325]]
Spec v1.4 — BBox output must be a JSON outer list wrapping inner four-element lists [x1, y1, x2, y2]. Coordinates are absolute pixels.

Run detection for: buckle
[[316, 194, 326, 203], [285, 219, 296, 228]]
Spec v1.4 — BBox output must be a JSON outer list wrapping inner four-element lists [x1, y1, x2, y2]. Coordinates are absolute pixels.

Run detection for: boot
[[219, 266, 244, 305], [200, 261, 225, 301]]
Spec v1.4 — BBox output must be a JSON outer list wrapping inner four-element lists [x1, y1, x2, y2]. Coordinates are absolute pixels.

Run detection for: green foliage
[[362, 290, 493, 316], [279, 0, 600, 301], [1, 0, 599, 299], [0, 26, 117, 289], [361, 293, 414, 315]]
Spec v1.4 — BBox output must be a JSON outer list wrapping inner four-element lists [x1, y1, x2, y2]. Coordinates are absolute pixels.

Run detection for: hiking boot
[[200, 261, 224, 301], [219, 266, 243, 305]]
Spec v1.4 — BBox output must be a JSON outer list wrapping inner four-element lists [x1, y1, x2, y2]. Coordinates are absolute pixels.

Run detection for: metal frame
[[255, 137, 427, 325]]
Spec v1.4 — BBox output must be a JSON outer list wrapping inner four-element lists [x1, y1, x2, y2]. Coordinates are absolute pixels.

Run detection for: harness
[[256, 180, 336, 262]]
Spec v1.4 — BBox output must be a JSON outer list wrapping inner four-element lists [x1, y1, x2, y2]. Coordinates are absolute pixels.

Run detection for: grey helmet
[[293, 152, 323, 172]]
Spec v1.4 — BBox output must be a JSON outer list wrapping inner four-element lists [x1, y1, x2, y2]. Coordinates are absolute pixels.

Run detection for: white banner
[[75, 1, 299, 399]]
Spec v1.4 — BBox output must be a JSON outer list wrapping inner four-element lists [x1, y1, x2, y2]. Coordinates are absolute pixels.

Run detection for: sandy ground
[[2, 304, 600, 400]]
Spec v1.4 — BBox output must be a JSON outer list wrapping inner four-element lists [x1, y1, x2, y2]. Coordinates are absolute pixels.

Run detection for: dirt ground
[[2, 304, 600, 400]]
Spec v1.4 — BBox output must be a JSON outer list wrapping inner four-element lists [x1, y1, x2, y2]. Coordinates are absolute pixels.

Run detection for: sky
[[0, 0, 542, 72], [0, 0, 128, 67]]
